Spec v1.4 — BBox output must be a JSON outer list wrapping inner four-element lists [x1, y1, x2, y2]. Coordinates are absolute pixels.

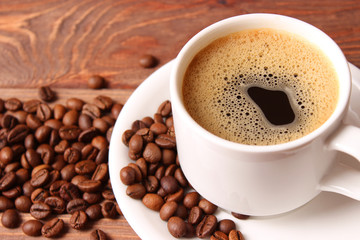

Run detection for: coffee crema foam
[[182, 29, 339, 145]]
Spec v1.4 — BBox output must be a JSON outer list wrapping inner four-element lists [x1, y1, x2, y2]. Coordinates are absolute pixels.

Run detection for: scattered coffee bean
[[211, 231, 229, 240], [22, 219, 43, 236], [30, 202, 52, 219], [167, 216, 187, 238], [41, 217, 64, 238], [1, 209, 20, 228], [86, 204, 103, 220], [218, 219, 236, 235], [228, 229, 245, 240], [90, 229, 107, 240], [39, 86, 56, 102], [88, 75, 105, 89], [139, 54, 158, 68], [70, 210, 88, 229], [15, 195, 32, 212], [231, 212, 250, 220], [142, 193, 164, 211]]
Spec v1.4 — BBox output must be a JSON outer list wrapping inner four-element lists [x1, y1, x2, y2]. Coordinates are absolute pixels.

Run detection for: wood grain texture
[[0, 0, 359, 89], [0, 1, 360, 239]]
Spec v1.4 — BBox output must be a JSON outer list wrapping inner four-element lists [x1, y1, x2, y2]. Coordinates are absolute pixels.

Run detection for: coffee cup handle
[[320, 125, 360, 200]]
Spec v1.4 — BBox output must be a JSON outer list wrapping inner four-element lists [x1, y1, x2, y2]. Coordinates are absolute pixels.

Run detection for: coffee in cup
[[182, 28, 339, 145]]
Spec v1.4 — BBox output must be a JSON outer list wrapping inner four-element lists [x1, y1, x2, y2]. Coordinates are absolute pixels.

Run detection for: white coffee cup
[[170, 13, 360, 216]]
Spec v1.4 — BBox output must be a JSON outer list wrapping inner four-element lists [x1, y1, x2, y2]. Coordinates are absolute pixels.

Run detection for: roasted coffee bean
[[102, 189, 115, 200], [78, 127, 98, 143], [7, 124, 29, 144], [59, 182, 81, 201], [121, 129, 134, 146], [23, 99, 41, 113], [165, 116, 174, 128], [2, 185, 22, 199], [86, 204, 102, 220], [49, 180, 67, 196], [82, 103, 101, 119], [36, 144, 55, 164], [120, 166, 136, 185], [88, 75, 105, 89], [160, 175, 179, 194], [71, 175, 88, 186], [22, 149, 41, 168], [59, 125, 81, 140], [60, 163, 76, 181], [157, 100, 172, 117], [1, 209, 20, 228], [54, 139, 69, 154], [183, 191, 201, 209], [175, 204, 188, 219], [64, 147, 81, 164], [31, 188, 49, 203], [77, 179, 102, 193], [70, 210, 87, 230], [15, 168, 30, 185], [218, 219, 236, 235], [144, 175, 159, 193], [11, 110, 28, 124], [93, 118, 109, 134], [0, 129, 9, 148], [91, 135, 108, 150], [228, 230, 245, 240], [0, 146, 14, 165], [30, 202, 52, 219], [62, 109, 79, 126], [44, 170, 60, 189], [24, 134, 37, 149], [126, 183, 146, 200], [78, 114, 93, 130], [155, 165, 165, 180], [49, 129, 60, 147], [162, 149, 176, 166], [51, 155, 67, 171], [39, 86, 56, 102], [53, 104, 66, 120], [22, 181, 36, 197], [15, 197, 31, 214], [95, 148, 108, 165], [92, 163, 108, 182], [150, 122, 168, 135], [143, 142, 162, 163], [5, 162, 20, 173], [83, 192, 102, 205], [36, 103, 52, 121], [135, 158, 147, 178], [101, 200, 118, 219], [66, 98, 84, 111], [41, 217, 64, 238], [136, 127, 154, 143], [128, 163, 143, 183], [0, 171, 17, 191], [142, 193, 164, 211], [167, 216, 187, 238], [90, 229, 107, 240], [231, 212, 250, 220], [94, 95, 113, 110], [155, 134, 176, 149], [165, 188, 184, 203], [26, 114, 42, 130], [160, 201, 178, 221], [196, 215, 218, 238], [44, 119, 63, 130], [174, 168, 188, 188], [30, 168, 50, 187], [139, 54, 158, 68], [44, 196, 66, 214], [75, 159, 97, 175], [131, 120, 147, 132], [188, 206, 203, 225], [199, 198, 218, 215], [81, 144, 99, 160], [1, 114, 18, 129], [111, 103, 123, 119], [22, 219, 43, 236], [67, 198, 87, 214], [211, 231, 229, 240], [163, 163, 176, 177], [0, 196, 15, 211], [5, 98, 22, 111]]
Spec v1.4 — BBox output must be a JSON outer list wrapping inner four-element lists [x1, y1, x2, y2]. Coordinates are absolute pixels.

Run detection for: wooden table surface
[[0, 0, 359, 239]]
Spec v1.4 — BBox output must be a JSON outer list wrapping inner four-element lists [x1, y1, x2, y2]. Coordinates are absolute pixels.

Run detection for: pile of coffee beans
[[0, 90, 123, 238], [120, 100, 246, 239]]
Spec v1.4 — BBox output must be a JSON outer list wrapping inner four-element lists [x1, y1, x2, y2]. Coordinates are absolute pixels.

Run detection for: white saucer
[[109, 60, 360, 240]]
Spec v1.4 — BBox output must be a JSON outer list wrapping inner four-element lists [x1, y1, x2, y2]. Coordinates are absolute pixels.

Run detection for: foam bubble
[[182, 29, 339, 145]]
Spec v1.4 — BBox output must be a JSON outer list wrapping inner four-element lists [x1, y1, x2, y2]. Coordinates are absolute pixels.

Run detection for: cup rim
[[170, 13, 351, 153]]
